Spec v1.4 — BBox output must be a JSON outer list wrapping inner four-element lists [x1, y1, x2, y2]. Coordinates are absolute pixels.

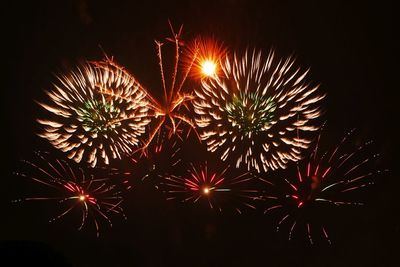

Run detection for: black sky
[[2, 1, 399, 266]]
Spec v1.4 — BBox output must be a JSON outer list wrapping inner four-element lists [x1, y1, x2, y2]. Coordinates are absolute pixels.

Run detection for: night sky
[[2, 1, 399, 266]]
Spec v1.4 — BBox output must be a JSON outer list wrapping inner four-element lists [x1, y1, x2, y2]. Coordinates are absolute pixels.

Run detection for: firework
[[37, 59, 150, 167], [194, 49, 325, 172], [260, 129, 386, 244], [134, 22, 200, 154], [160, 161, 260, 213], [184, 37, 227, 79], [14, 151, 126, 237]]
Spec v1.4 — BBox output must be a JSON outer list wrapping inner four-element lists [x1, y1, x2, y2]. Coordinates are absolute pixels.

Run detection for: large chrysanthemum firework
[[194, 50, 325, 172], [260, 129, 386, 244], [14, 152, 126, 237], [37, 60, 150, 167], [160, 162, 260, 213]]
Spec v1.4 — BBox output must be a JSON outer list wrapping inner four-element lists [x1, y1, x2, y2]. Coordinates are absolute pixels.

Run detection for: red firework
[[14, 151, 126, 237], [260, 128, 387, 244], [160, 161, 260, 213]]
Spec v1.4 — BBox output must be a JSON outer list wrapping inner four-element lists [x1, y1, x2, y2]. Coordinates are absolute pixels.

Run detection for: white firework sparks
[[37, 59, 150, 167], [194, 49, 325, 172]]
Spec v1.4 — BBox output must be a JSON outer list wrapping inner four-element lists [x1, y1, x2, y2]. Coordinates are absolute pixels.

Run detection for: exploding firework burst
[[160, 161, 260, 213], [260, 129, 386, 244], [184, 37, 227, 79], [37, 59, 150, 167], [194, 49, 325, 172], [14, 152, 126, 237]]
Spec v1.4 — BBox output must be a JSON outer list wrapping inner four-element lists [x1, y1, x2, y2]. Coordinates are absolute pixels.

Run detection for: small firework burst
[[37, 59, 150, 167], [260, 129, 386, 244], [160, 161, 260, 213], [194, 49, 325, 172], [184, 37, 227, 79], [14, 151, 126, 237]]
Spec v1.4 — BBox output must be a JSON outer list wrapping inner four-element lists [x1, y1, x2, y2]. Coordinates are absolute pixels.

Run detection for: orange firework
[[184, 37, 227, 80], [133, 22, 202, 156]]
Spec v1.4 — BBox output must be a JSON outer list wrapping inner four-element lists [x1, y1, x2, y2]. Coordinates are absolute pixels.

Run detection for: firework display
[[10, 22, 387, 243], [14, 152, 126, 237], [194, 50, 325, 172], [37, 59, 150, 167], [260, 129, 385, 243], [159, 161, 260, 213]]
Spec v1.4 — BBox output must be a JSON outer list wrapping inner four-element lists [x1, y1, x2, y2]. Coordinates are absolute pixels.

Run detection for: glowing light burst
[[260, 129, 386, 244], [37, 59, 150, 167], [160, 162, 260, 213], [14, 152, 126, 237], [201, 60, 217, 77], [136, 22, 200, 154], [185, 37, 227, 79], [194, 50, 325, 172]]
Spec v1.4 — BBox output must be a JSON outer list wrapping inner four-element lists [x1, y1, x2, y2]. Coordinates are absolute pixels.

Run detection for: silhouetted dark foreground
[[0, 241, 71, 267]]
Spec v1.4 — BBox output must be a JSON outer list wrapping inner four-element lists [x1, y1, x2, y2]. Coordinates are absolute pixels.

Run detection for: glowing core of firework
[[80, 99, 121, 133], [203, 187, 210, 194], [226, 92, 277, 135], [201, 60, 217, 77]]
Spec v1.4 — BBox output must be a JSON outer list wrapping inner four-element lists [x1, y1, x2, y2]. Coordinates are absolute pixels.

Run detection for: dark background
[[2, 0, 398, 266]]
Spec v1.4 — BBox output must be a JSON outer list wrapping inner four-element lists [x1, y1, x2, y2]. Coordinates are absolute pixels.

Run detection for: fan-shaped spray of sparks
[[260, 129, 386, 244], [194, 50, 325, 172], [135, 22, 201, 154], [37, 59, 150, 167], [14, 152, 126, 237], [160, 161, 260, 213]]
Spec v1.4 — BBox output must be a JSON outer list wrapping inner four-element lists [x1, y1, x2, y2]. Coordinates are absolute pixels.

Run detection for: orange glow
[[203, 187, 210, 194], [201, 60, 217, 77], [185, 37, 227, 80], [79, 195, 86, 201]]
